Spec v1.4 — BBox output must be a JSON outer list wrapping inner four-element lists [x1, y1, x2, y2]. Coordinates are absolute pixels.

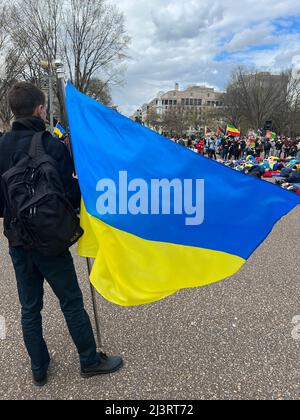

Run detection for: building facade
[[133, 83, 225, 134], [154, 83, 224, 116]]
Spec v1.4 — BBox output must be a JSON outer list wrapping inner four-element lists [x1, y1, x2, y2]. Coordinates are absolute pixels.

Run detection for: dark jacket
[[288, 170, 300, 184], [0, 117, 81, 246]]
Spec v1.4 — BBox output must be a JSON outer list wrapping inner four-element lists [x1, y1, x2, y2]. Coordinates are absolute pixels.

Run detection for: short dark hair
[[8, 82, 46, 118]]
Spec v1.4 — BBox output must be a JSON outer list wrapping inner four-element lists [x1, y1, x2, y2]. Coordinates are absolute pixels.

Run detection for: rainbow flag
[[66, 83, 300, 307], [227, 125, 241, 137]]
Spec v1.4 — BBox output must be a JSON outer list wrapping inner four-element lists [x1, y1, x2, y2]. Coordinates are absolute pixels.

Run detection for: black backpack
[[1, 131, 83, 256]]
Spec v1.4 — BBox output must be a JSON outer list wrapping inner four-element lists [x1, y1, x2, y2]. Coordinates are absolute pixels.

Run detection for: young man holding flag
[[0, 82, 123, 387]]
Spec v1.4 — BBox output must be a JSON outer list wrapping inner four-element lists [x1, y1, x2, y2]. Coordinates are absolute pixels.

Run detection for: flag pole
[[86, 258, 103, 349], [55, 61, 103, 351]]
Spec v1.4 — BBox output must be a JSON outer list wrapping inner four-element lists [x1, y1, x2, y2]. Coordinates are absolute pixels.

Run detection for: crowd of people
[[170, 134, 300, 195], [171, 135, 300, 161]]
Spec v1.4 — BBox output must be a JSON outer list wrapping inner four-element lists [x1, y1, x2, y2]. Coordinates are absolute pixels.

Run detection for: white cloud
[[151, 2, 224, 41], [110, 0, 300, 115], [224, 27, 275, 52]]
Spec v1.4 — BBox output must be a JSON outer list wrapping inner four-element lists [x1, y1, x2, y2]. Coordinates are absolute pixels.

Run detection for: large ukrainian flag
[[66, 83, 300, 307]]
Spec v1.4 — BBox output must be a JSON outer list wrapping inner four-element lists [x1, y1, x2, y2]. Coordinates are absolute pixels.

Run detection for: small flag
[[54, 123, 66, 139], [218, 127, 225, 136], [266, 131, 277, 140], [227, 125, 241, 137], [205, 127, 212, 136]]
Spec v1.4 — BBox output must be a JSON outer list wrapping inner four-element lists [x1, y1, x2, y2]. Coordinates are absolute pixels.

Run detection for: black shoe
[[81, 352, 123, 378], [33, 374, 48, 387]]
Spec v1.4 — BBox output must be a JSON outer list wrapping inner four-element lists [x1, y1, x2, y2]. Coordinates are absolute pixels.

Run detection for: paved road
[[0, 207, 300, 400]]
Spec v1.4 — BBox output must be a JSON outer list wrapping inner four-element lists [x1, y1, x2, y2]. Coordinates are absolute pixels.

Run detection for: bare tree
[[0, 50, 24, 129], [223, 67, 289, 132], [62, 0, 130, 93], [221, 79, 245, 129], [8, 0, 61, 82], [281, 70, 300, 136], [0, 3, 26, 129], [6, 0, 129, 124], [86, 78, 112, 106], [145, 108, 162, 132], [160, 107, 191, 136]]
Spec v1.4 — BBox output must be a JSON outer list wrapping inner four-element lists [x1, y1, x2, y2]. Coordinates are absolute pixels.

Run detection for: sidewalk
[[0, 208, 300, 400]]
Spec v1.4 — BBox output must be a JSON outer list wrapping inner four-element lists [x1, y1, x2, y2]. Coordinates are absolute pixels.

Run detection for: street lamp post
[[40, 60, 55, 132], [48, 74, 54, 131], [55, 60, 67, 129]]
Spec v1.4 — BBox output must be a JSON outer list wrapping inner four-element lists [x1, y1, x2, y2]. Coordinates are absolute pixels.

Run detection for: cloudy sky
[[110, 0, 300, 116]]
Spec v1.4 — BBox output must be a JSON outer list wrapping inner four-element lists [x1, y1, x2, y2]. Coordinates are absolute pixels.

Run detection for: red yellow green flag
[[227, 125, 241, 137]]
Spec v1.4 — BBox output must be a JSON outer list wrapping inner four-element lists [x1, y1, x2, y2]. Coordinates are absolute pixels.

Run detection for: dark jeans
[[208, 149, 217, 160], [9, 247, 98, 378], [221, 150, 228, 160]]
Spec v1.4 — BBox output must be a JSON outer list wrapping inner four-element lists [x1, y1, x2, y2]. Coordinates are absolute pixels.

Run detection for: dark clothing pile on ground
[[221, 154, 300, 194]]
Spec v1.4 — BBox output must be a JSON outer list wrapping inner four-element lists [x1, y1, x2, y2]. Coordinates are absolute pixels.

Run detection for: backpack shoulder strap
[[29, 131, 48, 158]]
